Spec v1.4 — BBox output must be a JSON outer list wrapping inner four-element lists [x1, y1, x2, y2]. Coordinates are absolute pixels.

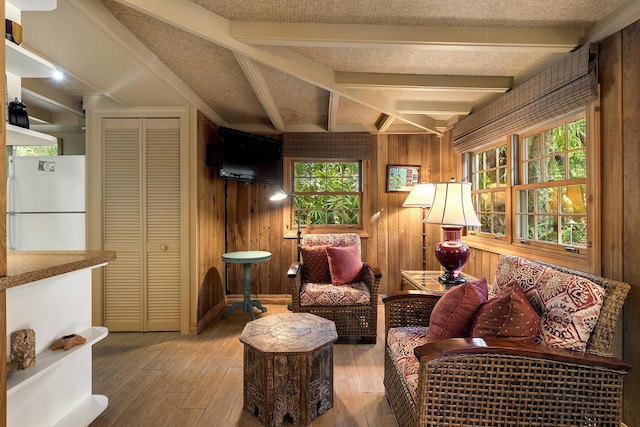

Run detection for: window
[[471, 145, 508, 238], [515, 115, 587, 248], [13, 145, 58, 156], [292, 161, 362, 228], [469, 111, 590, 255]]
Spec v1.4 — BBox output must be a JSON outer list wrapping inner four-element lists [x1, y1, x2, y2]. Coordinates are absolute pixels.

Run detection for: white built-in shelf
[[6, 0, 57, 11], [5, 39, 56, 78], [6, 122, 58, 145], [7, 326, 108, 395], [52, 395, 108, 427]]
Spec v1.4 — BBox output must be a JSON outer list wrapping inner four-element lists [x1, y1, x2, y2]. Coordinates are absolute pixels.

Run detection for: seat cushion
[[427, 278, 488, 343], [471, 281, 540, 343], [299, 281, 371, 306], [326, 245, 364, 285], [387, 326, 429, 403]]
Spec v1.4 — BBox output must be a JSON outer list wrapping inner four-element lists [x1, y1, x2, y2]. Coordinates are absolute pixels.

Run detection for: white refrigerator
[[6, 155, 86, 250]]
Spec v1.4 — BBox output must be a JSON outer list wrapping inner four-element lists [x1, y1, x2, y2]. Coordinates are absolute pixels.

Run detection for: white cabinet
[[5, 265, 109, 427]]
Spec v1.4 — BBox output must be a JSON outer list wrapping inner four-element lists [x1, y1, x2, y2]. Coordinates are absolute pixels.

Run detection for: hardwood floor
[[90, 303, 397, 427]]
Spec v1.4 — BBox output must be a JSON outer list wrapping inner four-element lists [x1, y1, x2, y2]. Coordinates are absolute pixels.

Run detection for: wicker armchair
[[383, 259, 632, 427], [288, 233, 382, 343]]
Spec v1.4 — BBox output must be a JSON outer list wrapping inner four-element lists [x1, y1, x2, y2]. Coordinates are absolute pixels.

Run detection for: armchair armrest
[[287, 261, 302, 278], [414, 337, 632, 372]]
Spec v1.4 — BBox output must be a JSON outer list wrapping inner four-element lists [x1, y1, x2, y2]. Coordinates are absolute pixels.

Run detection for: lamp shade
[[269, 189, 289, 201], [423, 181, 481, 227], [402, 183, 436, 208]]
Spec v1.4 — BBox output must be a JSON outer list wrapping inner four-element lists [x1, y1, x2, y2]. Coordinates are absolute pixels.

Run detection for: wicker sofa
[[288, 233, 382, 343], [383, 255, 632, 427]]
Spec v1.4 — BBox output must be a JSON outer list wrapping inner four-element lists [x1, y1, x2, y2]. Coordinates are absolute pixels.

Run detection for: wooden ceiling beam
[[230, 22, 582, 52], [396, 101, 473, 115], [113, 0, 443, 134], [234, 53, 285, 132], [336, 72, 512, 93]]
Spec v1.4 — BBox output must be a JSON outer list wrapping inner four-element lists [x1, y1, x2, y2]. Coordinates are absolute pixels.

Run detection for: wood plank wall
[[216, 132, 443, 298]]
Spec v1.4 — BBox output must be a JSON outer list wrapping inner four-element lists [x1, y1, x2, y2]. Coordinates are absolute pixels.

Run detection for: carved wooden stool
[[239, 313, 338, 426]]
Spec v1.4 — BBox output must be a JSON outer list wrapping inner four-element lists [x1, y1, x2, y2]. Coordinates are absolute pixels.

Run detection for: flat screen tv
[[215, 127, 282, 185]]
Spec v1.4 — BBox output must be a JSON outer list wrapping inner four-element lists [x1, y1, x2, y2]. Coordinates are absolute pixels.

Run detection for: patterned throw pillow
[[494, 254, 528, 290], [326, 245, 364, 285], [299, 244, 333, 283], [471, 280, 540, 343], [427, 278, 488, 343], [512, 263, 605, 352]]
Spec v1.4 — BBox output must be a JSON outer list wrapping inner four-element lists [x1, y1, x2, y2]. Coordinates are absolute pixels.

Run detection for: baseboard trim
[[226, 294, 292, 305]]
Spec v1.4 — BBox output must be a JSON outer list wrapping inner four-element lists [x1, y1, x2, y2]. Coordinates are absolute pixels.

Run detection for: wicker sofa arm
[[382, 291, 441, 338], [414, 337, 632, 372]]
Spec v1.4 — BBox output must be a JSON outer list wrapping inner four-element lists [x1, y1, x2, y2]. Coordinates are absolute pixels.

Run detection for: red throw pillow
[[326, 245, 364, 285], [471, 281, 540, 343], [427, 278, 488, 343], [299, 244, 333, 283]]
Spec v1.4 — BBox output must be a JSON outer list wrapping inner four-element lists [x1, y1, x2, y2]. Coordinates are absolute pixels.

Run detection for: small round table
[[222, 250, 271, 320]]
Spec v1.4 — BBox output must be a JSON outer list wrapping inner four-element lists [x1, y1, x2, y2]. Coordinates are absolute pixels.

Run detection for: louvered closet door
[[103, 118, 181, 332], [145, 118, 181, 331]]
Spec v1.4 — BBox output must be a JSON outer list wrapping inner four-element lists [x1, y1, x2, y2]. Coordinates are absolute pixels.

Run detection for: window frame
[[281, 157, 370, 237], [464, 106, 599, 270]]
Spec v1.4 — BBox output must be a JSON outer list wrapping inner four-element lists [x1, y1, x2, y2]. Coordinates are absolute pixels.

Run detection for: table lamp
[[422, 181, 480, 286], [403, 183, 436, 269], [270, 189, 302, 260]]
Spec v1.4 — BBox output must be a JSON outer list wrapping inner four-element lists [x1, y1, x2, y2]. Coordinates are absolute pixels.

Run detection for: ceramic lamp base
[[435, 226, 471, 286]]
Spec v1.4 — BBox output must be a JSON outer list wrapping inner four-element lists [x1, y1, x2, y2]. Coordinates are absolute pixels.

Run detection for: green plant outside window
[[471, 145, 507, 237], [292, 161, 361, 226], [516, 117, 587, 247]]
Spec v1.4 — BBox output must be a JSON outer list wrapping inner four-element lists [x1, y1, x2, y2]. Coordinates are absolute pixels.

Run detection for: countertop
[[0, 250, 116, 290]]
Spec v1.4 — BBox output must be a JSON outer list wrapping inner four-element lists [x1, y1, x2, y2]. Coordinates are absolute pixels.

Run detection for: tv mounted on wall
[[213, 126, 282, 185]]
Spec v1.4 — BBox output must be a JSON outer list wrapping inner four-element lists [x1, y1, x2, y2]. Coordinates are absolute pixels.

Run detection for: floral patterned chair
[[288, 233, 382, 343]]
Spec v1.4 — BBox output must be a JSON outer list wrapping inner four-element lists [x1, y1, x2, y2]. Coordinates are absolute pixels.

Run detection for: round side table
[[222, 250, 271, 320]]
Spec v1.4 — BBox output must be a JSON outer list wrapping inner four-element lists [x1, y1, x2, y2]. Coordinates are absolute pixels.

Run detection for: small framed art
[[386, 165, 420, 192]]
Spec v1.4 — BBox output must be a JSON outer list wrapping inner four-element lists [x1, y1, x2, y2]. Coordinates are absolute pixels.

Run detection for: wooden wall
[[217, 132, 443, 299], [192, 112, 227, 333]]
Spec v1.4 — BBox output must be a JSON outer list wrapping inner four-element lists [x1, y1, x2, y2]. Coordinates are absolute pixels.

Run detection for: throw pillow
[[299, 244, 333, 283], [513, 263, 605, 352], [471, 280, 540, 343], [427, 278, 488, 343], [326, 245, 364, 285]]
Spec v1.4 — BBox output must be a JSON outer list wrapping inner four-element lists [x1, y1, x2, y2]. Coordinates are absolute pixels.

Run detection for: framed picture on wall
[[386, 165, 420, 192]]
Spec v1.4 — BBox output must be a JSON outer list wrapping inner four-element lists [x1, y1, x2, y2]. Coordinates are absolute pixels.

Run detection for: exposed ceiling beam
[[230, 22, 582, 52], [396, 101, 473, 115], [234, 53, 285, 132], [113, 0, 442, 134], [583, 0, 640, 43], [375, 114, 394, 132], [327, 92, 339, 132], [335, 72, 512, 92]]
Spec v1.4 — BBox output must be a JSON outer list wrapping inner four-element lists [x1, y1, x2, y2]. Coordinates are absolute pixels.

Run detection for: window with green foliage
[[515, 115, 587, 248], [292, 161, 361, 227], [468, 111, 589, 253], [471, 145, 508, 237], [14, 145, 58, 156]]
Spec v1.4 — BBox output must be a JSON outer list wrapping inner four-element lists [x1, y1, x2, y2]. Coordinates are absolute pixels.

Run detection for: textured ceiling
[[19, 0, 639, 135]]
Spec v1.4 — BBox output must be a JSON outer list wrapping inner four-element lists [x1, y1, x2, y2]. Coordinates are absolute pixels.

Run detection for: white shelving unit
[[6, 123, 58, 145], [5, 266, 109, 427]]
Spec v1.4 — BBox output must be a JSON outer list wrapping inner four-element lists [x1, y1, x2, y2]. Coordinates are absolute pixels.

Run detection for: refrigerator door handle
[[6, 174, 15, 250]]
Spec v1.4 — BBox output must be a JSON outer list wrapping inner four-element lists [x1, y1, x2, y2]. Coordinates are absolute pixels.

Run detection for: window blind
[[453, 43, 598, 152], [283, 133, 372, 159]]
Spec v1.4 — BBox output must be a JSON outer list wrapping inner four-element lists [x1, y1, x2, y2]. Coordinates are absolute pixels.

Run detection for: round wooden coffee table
[[239, 313, 338, 426]]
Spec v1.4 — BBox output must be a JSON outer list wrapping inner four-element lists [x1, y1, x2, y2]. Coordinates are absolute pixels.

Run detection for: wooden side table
[[222, 250, 271, 320], [240, 313, 338, 426], [401, 270, 476, 294]]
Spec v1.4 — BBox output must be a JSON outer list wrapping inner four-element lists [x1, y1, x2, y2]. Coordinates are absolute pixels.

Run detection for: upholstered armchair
[[288, 233, 382, 343], [383, 255, 632, 427]]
